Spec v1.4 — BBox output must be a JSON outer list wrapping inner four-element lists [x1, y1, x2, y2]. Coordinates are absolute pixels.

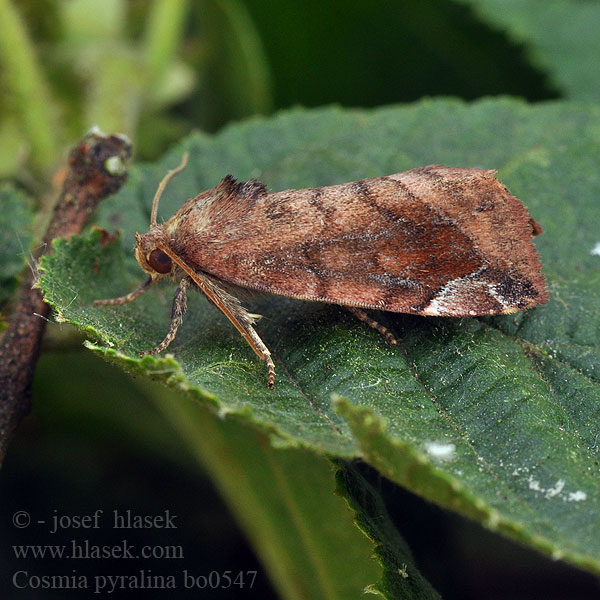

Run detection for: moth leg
[[140, 276, 190, 356], [347, 306, 397, 346], [202, 281, 275, 387], [94, 276, 152, 306], [243, 326, 275, 388], [150, 245, 277, 387], [194, 272, 276, 387]]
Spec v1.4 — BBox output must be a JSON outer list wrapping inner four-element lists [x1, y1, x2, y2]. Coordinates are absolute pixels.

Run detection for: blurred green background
[[1, 1, 598, 598]]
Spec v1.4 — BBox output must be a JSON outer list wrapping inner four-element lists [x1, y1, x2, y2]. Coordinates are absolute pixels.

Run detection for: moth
[[95, 154, 548, 387]]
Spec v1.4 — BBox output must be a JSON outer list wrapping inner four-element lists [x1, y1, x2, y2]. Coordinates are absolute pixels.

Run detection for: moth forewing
[[176, 166, 548, 317]]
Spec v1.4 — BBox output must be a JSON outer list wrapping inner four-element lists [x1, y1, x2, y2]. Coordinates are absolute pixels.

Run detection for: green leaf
[[0, 116, 27, 178], [0, 184, 33, 306], [141, 0, 194, 110], [457, 0, 600, 100], [0, 0, 60, 173], [60, 0, 126, 42], [149, 386, 390, 599], [242, 0, 555, 108], [39, 99, 600, 575], [194, 0, 273, 126], [335, 461, 441, 599]]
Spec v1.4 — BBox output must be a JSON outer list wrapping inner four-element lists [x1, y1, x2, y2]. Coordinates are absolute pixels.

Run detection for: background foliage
[[1, 1, 600, 599]]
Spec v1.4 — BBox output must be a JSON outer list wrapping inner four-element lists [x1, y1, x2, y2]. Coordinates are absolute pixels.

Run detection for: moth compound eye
[[148, 249, 172, 274]]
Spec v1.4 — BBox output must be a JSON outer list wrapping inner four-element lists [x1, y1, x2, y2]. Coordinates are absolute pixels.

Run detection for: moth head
[[135, 230, 174, 278], [134, 152, 189, 278]]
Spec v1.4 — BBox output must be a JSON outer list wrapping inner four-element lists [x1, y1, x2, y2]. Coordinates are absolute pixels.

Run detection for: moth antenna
[[150, 152, 189, 227]]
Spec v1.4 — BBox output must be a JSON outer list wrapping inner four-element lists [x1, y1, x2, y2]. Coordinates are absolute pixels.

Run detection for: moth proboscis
[[95, 153, 548, 387]]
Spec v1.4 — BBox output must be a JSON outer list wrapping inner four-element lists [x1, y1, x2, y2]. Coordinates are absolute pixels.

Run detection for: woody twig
[[0, 131, 132, 463]]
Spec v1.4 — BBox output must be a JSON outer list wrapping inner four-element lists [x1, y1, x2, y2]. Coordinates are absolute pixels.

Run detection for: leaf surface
[[39, 99, 600, 574]]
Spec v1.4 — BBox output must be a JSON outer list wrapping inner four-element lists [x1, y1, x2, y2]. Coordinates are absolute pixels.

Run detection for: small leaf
[[0, 0, 60, 173], [336, 461, 441, 599], [151, 389, 387, 599], [39, 99, 600, 575], [198, 0, 273, 123], [457, 0, 600, 100]]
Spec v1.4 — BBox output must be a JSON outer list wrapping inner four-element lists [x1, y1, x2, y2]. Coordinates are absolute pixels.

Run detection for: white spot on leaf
[[545, 479, 565, 498], [527, 476, 586, 502], [424, 441, 456, 461]]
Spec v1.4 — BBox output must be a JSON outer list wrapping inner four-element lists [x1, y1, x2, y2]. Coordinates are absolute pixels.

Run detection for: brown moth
[[95, 154, 548, 387]]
